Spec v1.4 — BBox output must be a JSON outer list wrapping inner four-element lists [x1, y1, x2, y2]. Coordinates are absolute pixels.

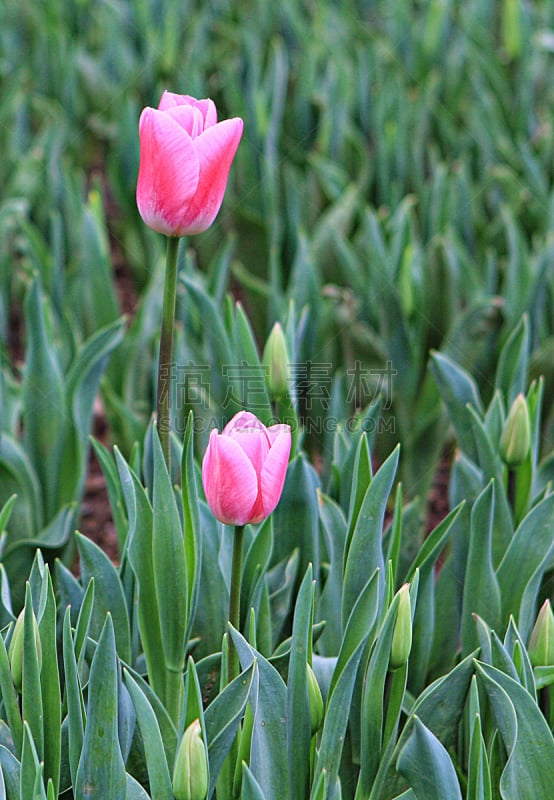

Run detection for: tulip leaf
[[288, 565, 314, 800], [62, 609, 84, 790], [461, 481, 501, 654], [204, 660, 256, 797], [233, 303, 273, 424], [22, 278, 67, 522], [115, 448, 166, 699], [242, 517, 273, 628], [316, 573, 380, 791], [37, 568, 61, 796], [123, 670, 173, 800], [0, 744, 20, 800], [192, 505, 228, 660], [476, 661, 554, 799], [397, 717, 463, 800], [429, 350, 483, 463], [59, 317, 125, 508], [358, 588, 401, 796], [317, 490, 348, 655], [76, 532, 131, 664], [152, 427, 187, 675], [229, 627, 290, 800], [75, 615, 127, 800], [271, 454, 320, 583], [22, 585, 43, 763], [0, 628, 22, 758], [495, 315, 529, 405], [241, 764, 267, 800], [496, 493, 554, 636], [342, 446, 399, 626], [181, 412, 201, 642]]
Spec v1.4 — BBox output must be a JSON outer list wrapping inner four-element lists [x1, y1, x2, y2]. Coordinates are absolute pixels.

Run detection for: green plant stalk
[[156, 236, 180, 470], [228, 525, 245, 685]]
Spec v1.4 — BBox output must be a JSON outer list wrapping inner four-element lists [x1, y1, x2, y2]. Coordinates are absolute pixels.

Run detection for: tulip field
[[3, 0, 554, 798]]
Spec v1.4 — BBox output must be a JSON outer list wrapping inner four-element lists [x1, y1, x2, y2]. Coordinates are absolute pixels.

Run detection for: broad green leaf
[[22, 585, 43, 763], [60, 317, 125, 507], [317, 491, 348, 655], [76, 532, 131, 664], [124, 670, 173, 800], [287, 566, 314, 800], [342, 446, 399, 626], [181, 413, 201, 642], [75, 615, 127, 800], [241, 764, 267, 800], [22, 278, 66, 521], [0, 631, 22, 757], [38, 569, 61, 795], [496, 493, 554, 635], [0, 744, 20, 800], [62, 609, 84, 790], [152, 427, 187, 675], [477, 661, 554, 799], [429, 350, 483, 463], [115, 449, 166, 699], [397, 717, 462, 800], [495, 315, 529, 406], [461, 482, 501, 654], [229, 628, 290, 800], [204, 660, 256, 797]]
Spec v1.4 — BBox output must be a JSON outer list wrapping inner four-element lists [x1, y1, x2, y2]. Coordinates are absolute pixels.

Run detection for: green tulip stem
[[228, 524, 245, 684], [157, 235, 181, 469]]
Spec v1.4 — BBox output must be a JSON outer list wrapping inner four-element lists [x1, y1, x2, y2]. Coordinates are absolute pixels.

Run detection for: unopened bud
[[528, 599, 554, 668], [172, 719, 209, 800], [390, 584, 412, 670], [500, 394, 530, 468], [262, 322, 290, 401], [8, 609, 42, 694], [307, 664, 324, 734]]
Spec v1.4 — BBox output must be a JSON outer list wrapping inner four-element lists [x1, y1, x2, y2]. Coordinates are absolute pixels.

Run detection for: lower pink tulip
[[201, 411, 291, 526]]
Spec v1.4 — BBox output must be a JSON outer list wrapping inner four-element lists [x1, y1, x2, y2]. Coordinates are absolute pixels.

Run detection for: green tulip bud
[[390, 584, 412, 670], [8, 609, 42, 693], [499, 393, 531, 468], [262, 322, 290, 401], [528, 599, 554, 668], [307, 663, 324, 734], [173, 719, 209, 800]]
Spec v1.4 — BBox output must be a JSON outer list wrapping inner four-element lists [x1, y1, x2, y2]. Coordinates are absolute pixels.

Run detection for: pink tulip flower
[[137, 91, 243, 236], [202, 411, 291, 526]]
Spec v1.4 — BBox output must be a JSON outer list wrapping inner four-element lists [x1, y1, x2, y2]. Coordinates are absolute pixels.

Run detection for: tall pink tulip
[[202, 411, 291, 526], [137, 91, 243, 236]]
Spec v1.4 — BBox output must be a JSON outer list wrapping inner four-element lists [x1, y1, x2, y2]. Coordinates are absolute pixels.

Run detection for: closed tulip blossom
[[137, 91, 243, 236], [202, 411, 291, 526]]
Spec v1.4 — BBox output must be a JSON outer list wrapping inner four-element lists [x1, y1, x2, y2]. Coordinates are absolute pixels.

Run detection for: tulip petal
[[158, 91, 193, 110], [202, 430, 259, 526], [166, 105, 206, 138], [158, 92, 217, 127], [260, 426, 292, 517], [136, 108, 200, 236], [179, 117, 244, 234], [223, 410, 263, 435]]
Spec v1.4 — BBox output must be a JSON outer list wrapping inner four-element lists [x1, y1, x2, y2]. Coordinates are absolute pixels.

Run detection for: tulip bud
[[8, 609, 42, 693], [500, 393, 530, 468], [390, 584, 412, 670], [528, 599, 554, 668], [173, 719, 209, 800], [262, 322, 290, 401], [307, 664, 324, 735]]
